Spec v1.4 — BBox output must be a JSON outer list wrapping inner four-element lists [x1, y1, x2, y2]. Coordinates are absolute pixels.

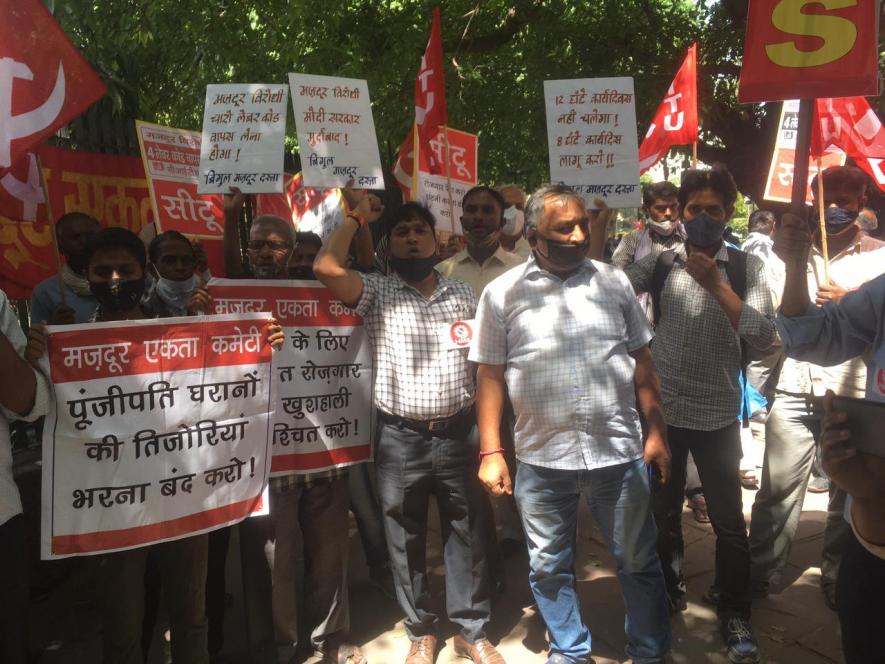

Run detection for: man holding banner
[[315, 192, 502, 664]]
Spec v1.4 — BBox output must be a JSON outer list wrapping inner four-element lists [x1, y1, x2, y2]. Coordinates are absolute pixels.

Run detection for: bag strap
[[724, 246, 748, 302], [651, 250, 678, 328]]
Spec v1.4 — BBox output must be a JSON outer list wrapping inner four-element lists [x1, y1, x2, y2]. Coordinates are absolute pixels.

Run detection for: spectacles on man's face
[[247, 240, 292, 253]]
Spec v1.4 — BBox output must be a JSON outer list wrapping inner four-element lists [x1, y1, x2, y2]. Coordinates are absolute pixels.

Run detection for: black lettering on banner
[[280, 387, 351, 419], [67, 382, 177, 431], [72, 483, 150, 509], [187, 371, 260, 403]]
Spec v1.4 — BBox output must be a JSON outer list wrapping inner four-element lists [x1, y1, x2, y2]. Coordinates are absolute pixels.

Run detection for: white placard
[[288, 73, 384, 190], [544, 77, 641, 208], [416, 172, 471, 235], [198, 83, 288, 194]]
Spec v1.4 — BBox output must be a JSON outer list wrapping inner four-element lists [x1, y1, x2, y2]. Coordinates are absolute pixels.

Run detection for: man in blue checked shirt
[[471, 183, 671, 664]]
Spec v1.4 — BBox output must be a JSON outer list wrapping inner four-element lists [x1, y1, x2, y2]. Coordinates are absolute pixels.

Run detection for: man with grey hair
[[496, 183, 532, 258], [472, 183, 671, 664]]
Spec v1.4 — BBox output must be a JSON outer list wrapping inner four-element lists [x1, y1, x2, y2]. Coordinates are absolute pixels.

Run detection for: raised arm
[[223, 187, 248, 278]]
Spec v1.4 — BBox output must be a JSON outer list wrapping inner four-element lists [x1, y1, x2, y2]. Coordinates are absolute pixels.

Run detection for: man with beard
[[315, 192, 502, 664], [472, 183, 672, 664], [436, 186, 523, 297], [207, 188, 366, 664], [30, 212, 100, 324], [591, 167, 776, 663]]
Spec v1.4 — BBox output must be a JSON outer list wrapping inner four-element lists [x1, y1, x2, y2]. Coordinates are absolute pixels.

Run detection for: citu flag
[[0, 0, 106, 175], [638, 43, 698, 175], [811, 97, 885, 192], [393, 7, 448, 198]]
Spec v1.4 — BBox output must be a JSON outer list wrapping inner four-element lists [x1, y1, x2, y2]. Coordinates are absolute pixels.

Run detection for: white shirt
[[470, 256, 653, 470], [435, 245, 525, 298], [1, 289, 50, 525]]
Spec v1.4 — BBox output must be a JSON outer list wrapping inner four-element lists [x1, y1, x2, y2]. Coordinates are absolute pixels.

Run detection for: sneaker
[[721, 617, 761, 663]]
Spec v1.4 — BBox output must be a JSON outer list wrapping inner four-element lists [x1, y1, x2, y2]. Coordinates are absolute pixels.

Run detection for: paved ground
[[26, 482, 840, 664]]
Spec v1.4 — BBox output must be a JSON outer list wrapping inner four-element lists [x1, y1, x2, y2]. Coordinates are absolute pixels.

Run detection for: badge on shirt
[[440, 319, 475, 350]]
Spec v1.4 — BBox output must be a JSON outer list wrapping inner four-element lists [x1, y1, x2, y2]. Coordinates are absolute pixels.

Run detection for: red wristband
[[347, 212, 366, 228], [478, 448, 505, 460]]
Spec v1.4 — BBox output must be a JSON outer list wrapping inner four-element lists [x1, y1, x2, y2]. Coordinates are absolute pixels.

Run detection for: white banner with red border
[[207, 279, 374, 476], [39, 313, 275, 559]]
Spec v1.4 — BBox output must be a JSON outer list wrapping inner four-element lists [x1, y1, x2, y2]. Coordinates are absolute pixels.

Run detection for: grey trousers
[[749, 392, 850, 589], [376, 422, 491, 642], [240, 477, 350, 661]]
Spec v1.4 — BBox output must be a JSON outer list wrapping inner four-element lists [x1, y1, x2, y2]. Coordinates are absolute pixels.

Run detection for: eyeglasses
[[247, 240, 292, 253]]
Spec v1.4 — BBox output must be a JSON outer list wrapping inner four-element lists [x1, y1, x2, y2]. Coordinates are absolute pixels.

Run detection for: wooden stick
[[35, 154, 66, 306], [691, 142, 698, 169], [790, 100, 813, 218], [441, 125, 457, 234], [411, 122, 419, 202], [815, 155, 831, 285]]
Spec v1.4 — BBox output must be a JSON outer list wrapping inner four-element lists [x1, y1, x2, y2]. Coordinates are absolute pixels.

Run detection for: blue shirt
[[776, 272, 885, 404], [30, 276, 97, 325]]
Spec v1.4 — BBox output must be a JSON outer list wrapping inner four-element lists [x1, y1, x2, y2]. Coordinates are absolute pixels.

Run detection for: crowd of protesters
[[1, 162, 883, 664]]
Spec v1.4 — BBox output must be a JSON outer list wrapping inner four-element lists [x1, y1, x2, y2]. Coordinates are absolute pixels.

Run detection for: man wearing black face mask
[[591, 167, 776, 664], [749, 165, 885, 611], [30, 212, 100, 324], [315, 193, 502, 664], [289, 232, 323, 279]]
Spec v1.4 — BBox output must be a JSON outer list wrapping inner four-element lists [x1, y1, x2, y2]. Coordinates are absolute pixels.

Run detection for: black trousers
[[837, 528, 885, 663], [652, 422, 751, 620], [0, 514, 29, 664]]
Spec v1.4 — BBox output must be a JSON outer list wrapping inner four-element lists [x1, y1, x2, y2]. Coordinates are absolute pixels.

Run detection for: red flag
[[0, 0, 106, 173], [812, 97, 885, 192], [0, 151, 45, 224], [393, 7, 448, 196], [638, 44, 698, 175]]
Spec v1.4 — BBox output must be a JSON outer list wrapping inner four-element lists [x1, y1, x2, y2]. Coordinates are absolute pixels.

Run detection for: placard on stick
[[198, 84, 288, 194], [289, 73, 384, 190], [544, 77, 641, 208]]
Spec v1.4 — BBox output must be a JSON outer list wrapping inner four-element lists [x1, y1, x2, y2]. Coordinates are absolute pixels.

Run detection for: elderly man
[[497, 184, 532, 258], [315, 193, 502, 664], [472, 183, 671, 664]]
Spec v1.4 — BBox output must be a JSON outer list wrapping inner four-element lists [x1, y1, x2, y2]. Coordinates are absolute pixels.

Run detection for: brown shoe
[[405, 635, 437, 664], [453, 636, 506, 664]]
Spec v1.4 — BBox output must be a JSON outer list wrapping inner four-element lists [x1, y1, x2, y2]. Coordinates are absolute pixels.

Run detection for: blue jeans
[[515, 459, 670, 664]]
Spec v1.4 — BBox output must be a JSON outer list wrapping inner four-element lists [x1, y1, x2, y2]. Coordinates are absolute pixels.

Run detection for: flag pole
[[815, 155, 831, 284], [35, 154, 67, 306], [692, 142, 698, 169], [442, 125, 457, 235], [411, 122, 419, 202]]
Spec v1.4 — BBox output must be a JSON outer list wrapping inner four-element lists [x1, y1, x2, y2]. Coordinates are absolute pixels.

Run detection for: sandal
[[334, 644, 366, 664], [687, 493, 711, 523]]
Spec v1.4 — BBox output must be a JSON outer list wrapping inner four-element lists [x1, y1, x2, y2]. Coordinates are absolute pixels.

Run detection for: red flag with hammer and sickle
[[0, 0, 106, 175]]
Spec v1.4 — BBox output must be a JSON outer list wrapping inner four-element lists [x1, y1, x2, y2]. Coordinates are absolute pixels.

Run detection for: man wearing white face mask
[[497, 184, 532, 259], [144, 231, 204, 317]]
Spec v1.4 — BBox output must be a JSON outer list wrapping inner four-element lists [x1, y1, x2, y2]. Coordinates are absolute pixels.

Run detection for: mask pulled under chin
[[647, 219, 678, 237], [388, 254, 437, 281], [822, 207, 859, 234], [537, 237, 589, 269], [683, 212, 726, 247], [90, 278, 146, 313]]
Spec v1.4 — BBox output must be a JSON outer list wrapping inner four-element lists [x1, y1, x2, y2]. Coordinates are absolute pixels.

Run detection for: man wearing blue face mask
[[749, 165, 885, 611], [591, 166, 776, 663]]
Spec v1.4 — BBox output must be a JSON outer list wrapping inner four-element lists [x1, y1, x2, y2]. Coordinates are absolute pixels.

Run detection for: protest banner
[[40, 313, 275, 559], [207, 279, 373, 475], [739, 0, 879, 103], [0, 145, 155, 300], [136, 120, 225, 240], [764, 99, 845, 205], [416, 127, 478, 235], [198, 84, 288, 195], [289, 73, 384, 190], [813, 97, 885, 192], [254, 172, 346, 242], [543, 78, 641, 208]]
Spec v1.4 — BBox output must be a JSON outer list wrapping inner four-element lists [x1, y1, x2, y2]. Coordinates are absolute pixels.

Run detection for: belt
[[378, 406, 475, 437]]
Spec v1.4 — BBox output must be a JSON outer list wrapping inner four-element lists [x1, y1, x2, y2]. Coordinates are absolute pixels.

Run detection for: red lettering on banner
[[48, 316, 271, 383]]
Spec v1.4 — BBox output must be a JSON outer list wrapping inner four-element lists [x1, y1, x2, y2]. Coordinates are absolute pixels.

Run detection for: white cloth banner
[[289, 73, 384, 190], [40, 313, 275, 559], [198, 84, 288, 194], [207, 279, 374, 476], [544, 77, 641, 208]]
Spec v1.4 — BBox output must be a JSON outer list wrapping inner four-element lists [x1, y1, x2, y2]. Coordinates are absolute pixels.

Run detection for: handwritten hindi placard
[[136, 120, 225, 239], [288, 73, 384, 190], [415, 128, 478, 235], [39, 313, 275, 559], [198, 84, 288, 195], [208, 279, 373, 475], [543, 77, 641, 208]]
